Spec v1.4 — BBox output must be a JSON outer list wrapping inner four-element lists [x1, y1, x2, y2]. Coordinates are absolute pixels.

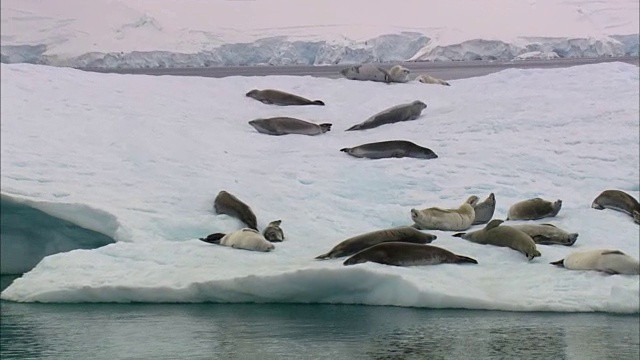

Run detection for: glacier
[[1, 0, 638, 68], [0, 62, 638, 311], [1, 33, 638, 69]]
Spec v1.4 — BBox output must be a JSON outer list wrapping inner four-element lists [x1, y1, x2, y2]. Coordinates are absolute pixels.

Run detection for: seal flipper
[[550, 259, 565, 267], [199, 233, 226, 244], [602, 250, 626, 256], [531, 235, 554, 245], [454, 255, 478, 264], [311, 100, 325, 106], [485, 219, 504, 230], [452, 232, 466, 238], [319, 123, 332, 133], [602, 269, 621, 275], [527, 250, 542, 261]]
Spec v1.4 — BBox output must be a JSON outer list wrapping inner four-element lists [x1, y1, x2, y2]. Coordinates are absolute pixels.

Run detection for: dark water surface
[[2, 276, 639, 360]]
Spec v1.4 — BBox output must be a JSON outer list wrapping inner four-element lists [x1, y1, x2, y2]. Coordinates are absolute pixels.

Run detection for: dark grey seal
[[262, 220, 285, 242], [340, 140, 438, 160], [245, 89, 325, 106], [345, 100, 427, 131], [470, 193, 496, 225], [343, 242, 478, 267], [249, 117, 332, 136], [591, 189, 640, 224], [506, 198, 562, 221], [213, 190, 258, 230], [315, 226, 437, 260]]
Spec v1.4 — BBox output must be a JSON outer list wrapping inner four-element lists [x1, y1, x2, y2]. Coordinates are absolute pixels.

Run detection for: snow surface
[[1, 0, 638, 67], [1, 62, 639, 312]]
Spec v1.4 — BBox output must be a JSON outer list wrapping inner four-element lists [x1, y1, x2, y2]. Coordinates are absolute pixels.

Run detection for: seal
[[343, 242, 478, 267], [591, 189, 640, 223], [415, 74, 450, 86], [262, 220, 285, 242], [550, 249, 640, 275], [213, 190, 258, 230], [471, 193, 496, 225], [506, 198, 562, 221], [199, 228, 275, 252], [340, 140, 438, 160], [248, 117, 332, 136], [245, 89, 325, 106], [411, 196, 477, 231], [453, 219, 542, 260], [315, 226, 437, 260], [340, 64, 392, 83], [345, 100, 427, 131], [509, 223, 578, 246], [389, 65, 411, 83]]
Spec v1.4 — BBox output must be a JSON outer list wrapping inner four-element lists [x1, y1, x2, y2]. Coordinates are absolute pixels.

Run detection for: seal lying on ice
[[343, 242, 478, 267]]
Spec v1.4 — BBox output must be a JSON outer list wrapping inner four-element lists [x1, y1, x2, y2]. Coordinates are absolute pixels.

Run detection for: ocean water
[[1, 276, 638, 360]]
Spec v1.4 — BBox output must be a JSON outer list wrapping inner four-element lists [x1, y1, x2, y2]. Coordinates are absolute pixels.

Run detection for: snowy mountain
[[1, 0, 638, 68]]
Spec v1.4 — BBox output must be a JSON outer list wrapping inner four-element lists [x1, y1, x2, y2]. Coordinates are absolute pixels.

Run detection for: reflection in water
[[486, 326, 566, 359], [1, 299, 638, 360], [364, 313, 569, 360]]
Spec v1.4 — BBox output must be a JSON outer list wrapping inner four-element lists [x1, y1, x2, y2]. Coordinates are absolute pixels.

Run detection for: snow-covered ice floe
[[0, 61, 638, 312]]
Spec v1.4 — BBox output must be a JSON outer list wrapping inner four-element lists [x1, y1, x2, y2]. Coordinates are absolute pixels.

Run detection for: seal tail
[[340, 148, 350, 153], [315, 252, 332, 260], [443, 81, 451, 86], [452, 232, 466, 238], [550, 259, 565, 267], [312, 100, 325, 106], [455, 255, 478, 264], [319, 123, 332, 133], [199, 233, 225, 244], [345, 124, 360, 131]]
